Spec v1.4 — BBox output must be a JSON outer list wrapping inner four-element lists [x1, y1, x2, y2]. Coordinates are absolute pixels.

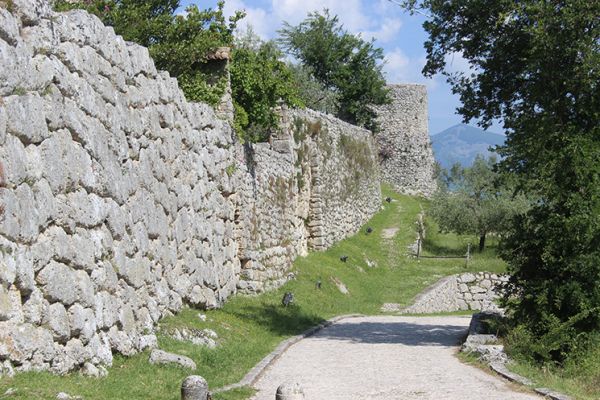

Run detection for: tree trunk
[[478, 233, 486, 252]]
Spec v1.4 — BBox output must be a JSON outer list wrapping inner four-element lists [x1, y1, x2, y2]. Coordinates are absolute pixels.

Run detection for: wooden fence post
[[465, 243, 471, 268]]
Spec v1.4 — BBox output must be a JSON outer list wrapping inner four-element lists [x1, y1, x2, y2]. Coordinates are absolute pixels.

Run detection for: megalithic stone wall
[[0, 1, 381, 375], [374, 84, 437, 197], [0, 2, 241, 375]]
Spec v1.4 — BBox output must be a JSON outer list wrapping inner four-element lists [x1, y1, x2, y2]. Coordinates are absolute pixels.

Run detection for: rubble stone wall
[[0, 1, 381, 374], [402, 272, 508, 314], [236, 108, 381, 293], [374, 84, 437, 197]]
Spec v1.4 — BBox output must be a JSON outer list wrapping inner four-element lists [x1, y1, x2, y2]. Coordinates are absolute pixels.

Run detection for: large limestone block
[[4, 93, 48, 144], [37, 261, 94, 307], [47, 302, 70, 343], [55, 190, 108, 230], [0, 285, 22, 322], [10, 0, 52, 26], [0, 322, 55, 364], [149, 349, 196, 370], [0, 183, 42, 243], [0, 134, 28, 187], [0, 7, 19, 46]]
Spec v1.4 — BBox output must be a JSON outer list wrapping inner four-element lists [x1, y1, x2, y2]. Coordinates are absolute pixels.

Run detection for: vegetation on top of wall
[[230, 31, 303, 143], [279, 10, 390, 132], [53, 1, 303, 144], [54, 0, 243, 107]]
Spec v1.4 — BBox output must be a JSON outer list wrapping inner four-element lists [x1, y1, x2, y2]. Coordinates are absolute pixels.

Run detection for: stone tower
[[374, 84, 437, 197]]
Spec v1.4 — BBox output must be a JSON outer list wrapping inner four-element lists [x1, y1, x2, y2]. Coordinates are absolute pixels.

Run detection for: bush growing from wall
[[55, 0, 244, 106], [54, 1, 303, 143], [230, 30, 303, 142]]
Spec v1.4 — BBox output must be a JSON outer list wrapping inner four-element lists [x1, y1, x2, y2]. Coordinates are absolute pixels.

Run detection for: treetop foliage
[[279, 10, 390, 131], [432, 155, 529, 252]]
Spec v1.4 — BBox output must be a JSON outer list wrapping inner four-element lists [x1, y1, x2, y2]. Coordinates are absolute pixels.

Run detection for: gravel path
[[250, 315, 541, 400]]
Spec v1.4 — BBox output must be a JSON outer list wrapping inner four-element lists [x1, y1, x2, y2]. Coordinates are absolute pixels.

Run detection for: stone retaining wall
[[402, 272, 508, 314], [0, 1, 381, 374]]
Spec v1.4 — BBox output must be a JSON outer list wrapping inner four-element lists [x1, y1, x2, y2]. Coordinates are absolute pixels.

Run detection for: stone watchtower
[[374, 84, 437, 197]]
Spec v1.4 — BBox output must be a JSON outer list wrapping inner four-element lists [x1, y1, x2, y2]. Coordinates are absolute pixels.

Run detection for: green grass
[[0, 185, 505, 399], [506, 347, 600, 400]]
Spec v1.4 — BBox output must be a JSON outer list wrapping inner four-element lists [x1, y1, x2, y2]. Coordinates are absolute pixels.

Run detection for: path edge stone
[[464, 314, 572, 400], [212, 314, 364, 394]]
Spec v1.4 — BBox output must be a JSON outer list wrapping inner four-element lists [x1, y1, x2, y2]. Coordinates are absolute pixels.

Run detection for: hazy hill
[[431, 124, 505, 169]]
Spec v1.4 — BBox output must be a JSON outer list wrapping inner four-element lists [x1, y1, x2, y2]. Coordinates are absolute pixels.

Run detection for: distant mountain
[[431, 124, 505, 170]]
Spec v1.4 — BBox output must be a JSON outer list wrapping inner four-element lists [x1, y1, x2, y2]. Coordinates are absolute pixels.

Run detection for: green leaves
[[431, 156, 529, 251], [230, 38, 303, 143], [279, 10, 390, 131], [56, 0, 245, 108], [403, 0, 600, 363]]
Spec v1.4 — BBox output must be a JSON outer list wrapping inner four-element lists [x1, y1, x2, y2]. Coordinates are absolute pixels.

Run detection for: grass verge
[[506, 349, 600, 400], [0, 185, 505, 400]]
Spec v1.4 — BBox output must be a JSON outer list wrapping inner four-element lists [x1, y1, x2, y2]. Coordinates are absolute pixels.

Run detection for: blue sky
[[181, 0, 497, 135]]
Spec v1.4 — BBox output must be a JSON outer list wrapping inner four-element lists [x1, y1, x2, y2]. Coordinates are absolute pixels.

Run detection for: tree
[[54, 1, 305, 143], [278, 10, 390, 131], [55, 0, 244, 106], [402, 0, 600, 362], [287, 64, 340, 115], [431, 156, 528, 252], [230, 31, 303, 142]]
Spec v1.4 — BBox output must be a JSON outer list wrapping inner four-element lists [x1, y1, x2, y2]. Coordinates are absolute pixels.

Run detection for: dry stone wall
[[0, 1, 381, 374], [236, 108, 381, 293], [402, 272, 508, 314], [0, 1, 241, 374], [374, 84, 437, 197]]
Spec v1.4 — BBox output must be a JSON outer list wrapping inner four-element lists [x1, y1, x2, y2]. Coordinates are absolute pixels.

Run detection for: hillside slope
[[431, 124, 505, 169]]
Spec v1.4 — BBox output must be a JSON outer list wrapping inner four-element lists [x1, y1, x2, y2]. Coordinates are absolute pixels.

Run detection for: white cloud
[[362, 18, 402, 43], [220, 0, 275, 39], [383, 48, 438, 89], [271, 0, 371, 33]]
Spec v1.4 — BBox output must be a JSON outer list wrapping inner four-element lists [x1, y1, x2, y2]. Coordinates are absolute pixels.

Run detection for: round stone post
[[181, 375, 209, 400], [275, 382, 305, 400]]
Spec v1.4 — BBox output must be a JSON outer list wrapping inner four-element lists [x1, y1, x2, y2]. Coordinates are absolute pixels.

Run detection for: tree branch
[[387, 0, 432, 18]]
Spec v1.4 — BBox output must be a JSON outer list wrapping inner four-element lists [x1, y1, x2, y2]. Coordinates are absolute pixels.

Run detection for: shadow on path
[[313, 320, 468, 346]]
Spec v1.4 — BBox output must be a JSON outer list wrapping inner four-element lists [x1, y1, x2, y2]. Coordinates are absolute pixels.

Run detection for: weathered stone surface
[[0, 0, 427, 376], [0, 322, 55, 364], [48, 303, 70, 343], [181, 375, 209, 400], [276, 382, 305, 400], [4, 93, 49, 144], [167, 328, 218, 349], [403, 273, 507, 314], [374, 85, 437, 197], [0, 7, 20, 46], [149, 349, 196, 370]]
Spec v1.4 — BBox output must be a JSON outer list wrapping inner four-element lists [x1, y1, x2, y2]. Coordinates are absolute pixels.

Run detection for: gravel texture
[[250, 316, 541, 400]]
